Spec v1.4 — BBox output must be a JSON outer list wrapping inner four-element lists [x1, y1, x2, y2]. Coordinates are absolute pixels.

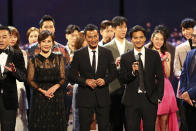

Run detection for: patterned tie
[[138, 53, 145, 93], [92, 51, 96, 73]]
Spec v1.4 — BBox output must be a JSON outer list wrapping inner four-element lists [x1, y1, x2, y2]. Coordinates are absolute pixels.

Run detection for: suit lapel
[[83, 47, 92, 72], [4, 46, 14, 74], [125, 40, 132, 53], [144, 48, 150, 72], [96, 46, 102, 74], [184, 41, 191, 53], [111, 40, 120, 58], [188, 51, 196, 77]]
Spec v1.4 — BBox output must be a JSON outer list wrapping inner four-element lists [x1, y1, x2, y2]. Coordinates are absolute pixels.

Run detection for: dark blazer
[[119, 48, 164, 105], [180, 49, 196, 101], [69, 46, 117, 107], [0, 46, 27, 109]]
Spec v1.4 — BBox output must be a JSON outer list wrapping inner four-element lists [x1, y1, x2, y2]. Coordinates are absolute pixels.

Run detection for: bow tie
[[0, 49, 9, 54]]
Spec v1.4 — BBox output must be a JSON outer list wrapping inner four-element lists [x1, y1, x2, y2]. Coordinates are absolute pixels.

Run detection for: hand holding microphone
[[132, 55, 139, 75]]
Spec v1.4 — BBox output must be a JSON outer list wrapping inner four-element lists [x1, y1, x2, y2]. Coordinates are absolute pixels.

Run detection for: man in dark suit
[[69, 24, 117, 131], [180, 27, 196, 131], [0, 26, 26, 131], [119, 25, 164, 131]]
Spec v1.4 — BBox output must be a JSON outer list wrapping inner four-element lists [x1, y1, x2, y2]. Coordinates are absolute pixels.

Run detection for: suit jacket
[[119, 48, 164, 105], [174, 40, 191, 77], [69, 46, 117, 107], [0, 46, 27, 109], [104, 39, 133, 94], [180, 49, 196, 100]]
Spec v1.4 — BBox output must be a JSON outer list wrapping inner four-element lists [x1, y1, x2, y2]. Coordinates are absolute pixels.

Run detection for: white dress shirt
[[134, 47, 145, 68], [0, 52, 8, 74], [115, 38, 126, 55], [88, 46, 99, 72]]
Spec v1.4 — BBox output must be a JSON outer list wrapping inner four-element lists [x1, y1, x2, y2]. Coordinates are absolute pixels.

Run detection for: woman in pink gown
[[149, 30, 179, 131]]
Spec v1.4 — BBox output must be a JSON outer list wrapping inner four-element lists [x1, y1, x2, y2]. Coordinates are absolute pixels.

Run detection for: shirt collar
[[134, 46, 145, 56], [115, 38, 125, 46], [88, 46, 98, 53]]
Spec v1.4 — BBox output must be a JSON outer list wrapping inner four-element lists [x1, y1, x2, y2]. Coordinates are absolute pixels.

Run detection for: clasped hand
[[86, 78, 105, 89], [42, 84, 59, 99]]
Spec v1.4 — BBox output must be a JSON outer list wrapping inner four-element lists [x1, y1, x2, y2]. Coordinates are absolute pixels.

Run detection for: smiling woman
[[28, 30, 67, 130]]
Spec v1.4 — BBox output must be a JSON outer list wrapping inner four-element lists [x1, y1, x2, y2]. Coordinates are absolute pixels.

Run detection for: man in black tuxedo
[[0, 26, 26, 131], [69, 24, 117, 131], [119, 25, 164, 131]]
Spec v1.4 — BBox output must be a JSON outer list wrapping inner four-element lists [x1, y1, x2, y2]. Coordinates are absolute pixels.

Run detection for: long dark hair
[[8, 26, 20, 50], [149, 30, 167, 54]]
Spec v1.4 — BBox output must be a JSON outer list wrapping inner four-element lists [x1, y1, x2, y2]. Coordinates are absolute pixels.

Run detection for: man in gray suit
[[104, 16, 133, 131]]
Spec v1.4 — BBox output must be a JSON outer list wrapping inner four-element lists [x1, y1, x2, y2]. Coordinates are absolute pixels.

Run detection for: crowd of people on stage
[[0, 15, 196, 131]]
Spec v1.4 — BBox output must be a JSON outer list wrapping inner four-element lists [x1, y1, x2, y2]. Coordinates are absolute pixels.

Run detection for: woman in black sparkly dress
[[28, 30, 67, 131]]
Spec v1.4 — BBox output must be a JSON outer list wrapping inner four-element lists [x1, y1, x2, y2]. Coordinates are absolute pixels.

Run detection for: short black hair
[[129, 25, 146, 38], [0, 25, 11, 34], [112, 16, 127, 28], [84, 24, 98, 36], [38, 30, 54, 44], [39, 15, 55, 28], [65, 24, 80, 34], [100, 20, 113, 30], [181, 18, 196, 29], [154, 24, 170, 39]]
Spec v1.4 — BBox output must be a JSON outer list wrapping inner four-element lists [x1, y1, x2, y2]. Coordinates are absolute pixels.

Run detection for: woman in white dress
[[8, 26, 28, 131]]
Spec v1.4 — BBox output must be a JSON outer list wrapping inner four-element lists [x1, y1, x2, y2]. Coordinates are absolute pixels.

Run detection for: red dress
[[156, 54, 179, 131]]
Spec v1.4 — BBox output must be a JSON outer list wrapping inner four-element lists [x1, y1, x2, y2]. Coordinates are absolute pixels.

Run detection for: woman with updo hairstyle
[[149, 29, 179, 131], [27, 30, 67, 131], [8, 26, 28, 131]]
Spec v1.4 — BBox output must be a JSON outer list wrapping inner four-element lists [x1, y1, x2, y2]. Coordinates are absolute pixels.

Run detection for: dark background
[[0, 0, 196, 45]]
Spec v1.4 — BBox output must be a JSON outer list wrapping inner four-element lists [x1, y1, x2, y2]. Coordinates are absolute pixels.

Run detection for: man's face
[[131, 31, 146, 50], [100, 25, 114, 43], [66, 30, 79, 48], [40, 20, 55, 35], [114, 22, 127, 39], [0, 30, 10, 50], [85, 30, 99, 49], [182, 27, 194, 40], [192, 30, 196, 44]]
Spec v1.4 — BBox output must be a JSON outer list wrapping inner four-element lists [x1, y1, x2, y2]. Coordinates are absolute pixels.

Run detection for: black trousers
[[0, 95, 17, 131], [124, 94, 157, 131], [79, 106, 110, 131], [184, 103, 196, 131], [110, 89, 125, 131]]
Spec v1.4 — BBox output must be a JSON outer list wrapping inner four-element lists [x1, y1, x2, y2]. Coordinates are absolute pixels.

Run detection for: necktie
[[0, 49, 9, 54], [92, 51, 96, 73], [138, 53, 145, 93]]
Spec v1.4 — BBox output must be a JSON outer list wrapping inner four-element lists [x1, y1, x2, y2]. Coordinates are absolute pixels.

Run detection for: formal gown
[[15, 50, 28, 131], [28, 53, 67, 131], [157, 54, 179, 131]]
